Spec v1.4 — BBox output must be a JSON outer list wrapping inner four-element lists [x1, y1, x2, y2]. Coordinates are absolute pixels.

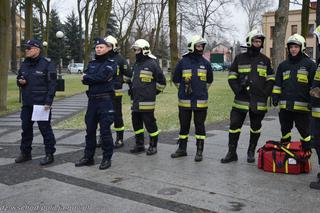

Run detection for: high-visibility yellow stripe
[[285, 161, 288, 174], [282, 132, 291, 139], [250, 128, 261, 134], [195, 135, 206, 139], [293, 105, 310, 112], [150, 130, 160, 137], [115, 92, 123, 96], [272, 89, 281, 94], [232, 103, 249, 110], [312, 111, 320, 118], [301, 136, 311, 142], [228, 75, 238, 79], [314, 71, 320, 81], [297, 74, 308, 83], [229, 129, 241, 133], [135, 129, 144, 135], [273, 161, 276, 173], [239, 68, 251, 73], [139, 105, 155, 110], [179, 134, 189, 139], [140, 74, 154, 79], [114, 126, 125, 131], [257, 105, 267, 111], [257, 68, 267, 77]]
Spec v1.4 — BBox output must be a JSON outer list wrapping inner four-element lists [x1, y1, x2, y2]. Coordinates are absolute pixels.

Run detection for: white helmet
[[287, 34, 306, 52], [104, 35, 118, 51], [187, 35, 207, 53], [132, 39, 151, 55], [314, 25, 320, 44], [246, 29, 265, 47]]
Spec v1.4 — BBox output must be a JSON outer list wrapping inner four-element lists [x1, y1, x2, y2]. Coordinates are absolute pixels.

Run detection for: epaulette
[[44, 57, 51, 62], [107, 58, 115, 63]]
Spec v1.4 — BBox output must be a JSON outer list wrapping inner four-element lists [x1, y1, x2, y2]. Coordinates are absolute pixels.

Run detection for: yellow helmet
[[104, 35, 118, 51], [314, 25, 320, 44], [187, 35, 207, 53], [246, 29, 265, 47], [132, 39, 151, 55], [287, 34, 306, 52]]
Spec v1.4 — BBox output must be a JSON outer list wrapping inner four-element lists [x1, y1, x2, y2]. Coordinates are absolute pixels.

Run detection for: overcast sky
[[52, 0, 302, 44]]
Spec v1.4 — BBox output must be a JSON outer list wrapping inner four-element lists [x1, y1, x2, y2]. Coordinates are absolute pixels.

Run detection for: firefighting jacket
[[17, 56, 57, 106], [228, 51, 274, 113], [272, 55, 317, 113], [110, 52, 132, 97], [131, 56, 166, 112], [173, 53, 213, 110], [311, 62, 320, 118], [82, 56, 116, 97]]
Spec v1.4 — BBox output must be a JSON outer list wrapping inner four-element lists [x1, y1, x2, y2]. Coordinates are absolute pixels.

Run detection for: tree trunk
[[316, 0, 320, 60], [271, 0, 289, 72], [301, 0, 310, 38], [84, 0, 92, 68], [44, 0, 50, 55], [168, 0, 178, 81], [0, 0, 11, 111], [77, 0, 84, 62], [97, 0, 112, 37], [25, 0, 33, 40], [11, 0, 17, 73], [153, 0, 167, 56]]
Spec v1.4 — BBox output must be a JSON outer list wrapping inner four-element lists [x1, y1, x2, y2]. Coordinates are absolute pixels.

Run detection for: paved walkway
[[0, 94, 320, 213]]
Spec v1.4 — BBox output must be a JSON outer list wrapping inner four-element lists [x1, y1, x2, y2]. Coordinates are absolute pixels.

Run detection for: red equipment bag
[[258, 141, 311, 174]]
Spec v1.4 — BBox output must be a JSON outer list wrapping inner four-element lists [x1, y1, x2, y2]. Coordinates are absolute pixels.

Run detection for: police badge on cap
[[94, 38, 108, 47], [25, 39, 42, 48]]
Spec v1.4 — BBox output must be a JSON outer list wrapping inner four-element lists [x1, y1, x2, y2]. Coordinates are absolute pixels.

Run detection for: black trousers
[[179, 109, 207, 139], [113, 96, 124, 130], [20, 105, 56, 154], [311, 118, 320, 164], [279, 109, 310, 142], [229, 109, 265, 145], [132, 111, 158, 140]]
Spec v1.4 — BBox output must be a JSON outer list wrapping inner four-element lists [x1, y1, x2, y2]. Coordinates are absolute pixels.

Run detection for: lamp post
[[56, 31, 65, 91], [42, 41, 48, 57]]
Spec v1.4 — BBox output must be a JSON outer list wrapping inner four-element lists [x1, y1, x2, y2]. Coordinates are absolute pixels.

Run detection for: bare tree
[[152, 0, 168, 56], [169, 0, 178, 81], [96, 0, 112, 37], [11, 0, 17, 73], [77, 0, 85, 62], [0, 0, 10, 110], [316, 0, 320, 60], [25, 0, 33, 40], [301, 0, 310, 38], [83, 0, 96, 67], [239, 0, 273, 31], [182, 0, 232, 38], [271, 0, 290, 71]]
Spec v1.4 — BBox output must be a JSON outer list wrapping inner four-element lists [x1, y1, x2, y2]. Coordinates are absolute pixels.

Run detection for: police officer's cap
[[25, 39, 42, 48], [94, 38, 109, 47]]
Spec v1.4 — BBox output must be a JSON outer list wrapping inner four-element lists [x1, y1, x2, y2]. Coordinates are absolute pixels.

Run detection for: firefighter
[[221, 29, 275, 164], [170, 35, 213, 162], [75, 38, 116, 170], [272, 34, 316, 156], [310, 25, 320, 190], [97, 35, 132, 149], [129, 39, 166, 155]]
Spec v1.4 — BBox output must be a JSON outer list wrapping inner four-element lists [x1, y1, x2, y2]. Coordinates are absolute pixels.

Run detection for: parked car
[[67, 63, 84, 74], [210, 63, 223, 71]]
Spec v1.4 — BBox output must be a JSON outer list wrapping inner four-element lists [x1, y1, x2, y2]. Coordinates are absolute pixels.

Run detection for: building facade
[[262, 5, 317, 60]]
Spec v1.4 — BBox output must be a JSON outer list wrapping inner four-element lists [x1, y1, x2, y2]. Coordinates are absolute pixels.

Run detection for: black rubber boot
[[221, 132, 239, 163], [114, 130, 124, 149], [171, 139, 187, 158], [40, 154, 54, 165], [247, 132, 260, 163], [146, 135, 158, 155], [15, 153, 32, 163], [130, 133, 145, 153], [194, 139, 204, 162], [310, 179, 320, 190]]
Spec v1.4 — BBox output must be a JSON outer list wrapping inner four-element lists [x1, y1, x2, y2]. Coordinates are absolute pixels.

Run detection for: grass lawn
[[0, 74, 86, 116], [54, 72, 233, 131]]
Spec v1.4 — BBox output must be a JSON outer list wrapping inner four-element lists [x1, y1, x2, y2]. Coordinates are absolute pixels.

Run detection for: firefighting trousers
[[113, 96, 124, 132], [279, 109, 310, 143], [178, 109, 207, 140], [228, 109, 265, 145], [132, 111, 159, 141], [311, 118, 320, 164]]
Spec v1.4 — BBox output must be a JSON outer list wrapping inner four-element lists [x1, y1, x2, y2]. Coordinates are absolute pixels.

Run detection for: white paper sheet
[[31, 105, 50, 121]]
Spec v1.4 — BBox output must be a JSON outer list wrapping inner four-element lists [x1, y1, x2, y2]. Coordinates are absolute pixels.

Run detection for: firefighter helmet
[[246, 29, 265, 47], [132, 39, 151, 55], [314, 25, 320, 44], [104, 35, 118, 51], [287, 34, 306, 52], [187, 35, 207, 53]]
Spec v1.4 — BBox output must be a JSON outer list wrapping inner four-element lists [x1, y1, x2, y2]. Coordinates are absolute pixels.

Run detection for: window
[[308, 24, 315, 37], [270, 26, 275, 39], [291, 25, 298, 35], [305, 47, 314, 58]]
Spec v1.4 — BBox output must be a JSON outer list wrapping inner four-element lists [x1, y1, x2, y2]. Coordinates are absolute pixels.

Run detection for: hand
[[18, 79, 27, 85], [44, 105, 51, 111], [310, 87, 320, 98], [272, 96, 279, 107], [81, 74, 86, 81]]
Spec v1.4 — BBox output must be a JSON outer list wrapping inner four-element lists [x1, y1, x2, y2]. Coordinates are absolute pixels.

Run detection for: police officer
[[97, 35, 132, 148], [75, 38, 116, 170], [15, 39, 57, 165], [309, 26, 320, 189], [272, 34, 316, 152], [171, 35, 213, 162], [129, 39, 166, 155], [221, 30, 275, 164]]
